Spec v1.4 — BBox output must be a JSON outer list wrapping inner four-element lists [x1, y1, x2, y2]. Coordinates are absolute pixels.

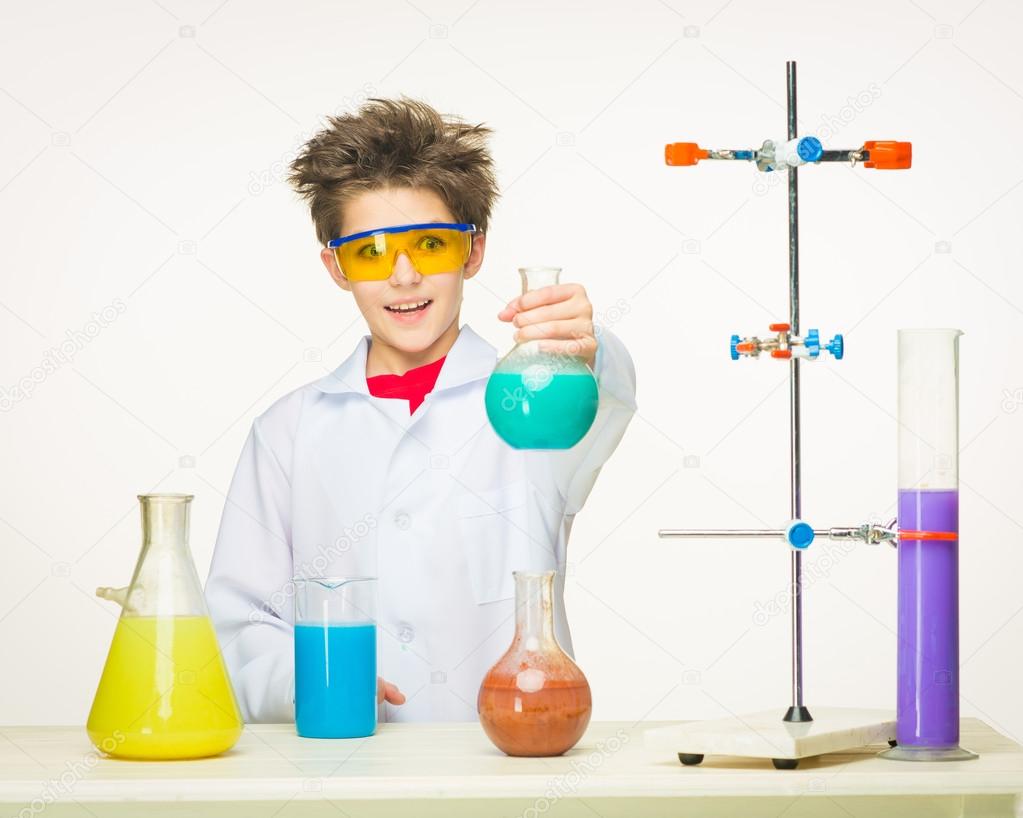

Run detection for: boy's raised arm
[[547, 322, 638, 517], [205, 419, 296, 723]]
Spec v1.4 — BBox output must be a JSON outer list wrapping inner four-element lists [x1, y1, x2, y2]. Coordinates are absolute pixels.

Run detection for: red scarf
[[366, 356, 446, 414]]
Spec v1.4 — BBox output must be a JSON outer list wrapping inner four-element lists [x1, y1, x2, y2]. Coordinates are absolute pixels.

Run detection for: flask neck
[[140, 494, 191, 552], [513, 571, 557, 646], [125, 493, 206, 617], [519, 267, 561, 295]]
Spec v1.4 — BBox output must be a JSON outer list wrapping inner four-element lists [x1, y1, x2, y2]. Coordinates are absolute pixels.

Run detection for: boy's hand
[[497, 283, 597, 369], [378, 677, 406, 706]]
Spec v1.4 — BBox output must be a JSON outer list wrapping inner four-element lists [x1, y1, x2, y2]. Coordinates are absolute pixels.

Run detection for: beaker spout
[[96, 586, 128, 607]]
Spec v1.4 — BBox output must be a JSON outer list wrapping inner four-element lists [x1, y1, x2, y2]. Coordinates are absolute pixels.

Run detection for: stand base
[[645, 706, 895, 769], [878, 744, 979, 762]]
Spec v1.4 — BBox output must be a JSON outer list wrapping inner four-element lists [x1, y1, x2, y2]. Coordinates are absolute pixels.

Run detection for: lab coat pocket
[[456, 479, 533, 605]]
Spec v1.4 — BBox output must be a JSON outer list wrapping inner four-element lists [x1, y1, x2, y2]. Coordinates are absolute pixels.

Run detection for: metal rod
[[785, 59, 810, 723], [660, 529, 794, 538], [819, 149, 866, 162], [658, 526, 897, 544], [659, 529, 825, 538]]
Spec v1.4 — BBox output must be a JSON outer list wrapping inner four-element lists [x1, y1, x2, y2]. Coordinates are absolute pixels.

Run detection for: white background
[[1, 0, 1021, 744]]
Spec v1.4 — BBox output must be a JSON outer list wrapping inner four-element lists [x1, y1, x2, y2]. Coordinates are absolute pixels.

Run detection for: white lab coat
[[205, 322, 637, 723]]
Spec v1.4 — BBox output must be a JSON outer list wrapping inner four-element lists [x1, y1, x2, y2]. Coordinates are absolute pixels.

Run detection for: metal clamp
[[730, 323, 844, 361]]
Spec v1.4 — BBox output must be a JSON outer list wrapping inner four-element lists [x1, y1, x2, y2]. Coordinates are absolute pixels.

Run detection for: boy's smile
[[320, 186, 486, 377], [383, 297, 433, 320]]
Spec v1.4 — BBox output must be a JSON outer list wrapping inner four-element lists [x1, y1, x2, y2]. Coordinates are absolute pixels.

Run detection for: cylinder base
[[878, 744, 978, 762]]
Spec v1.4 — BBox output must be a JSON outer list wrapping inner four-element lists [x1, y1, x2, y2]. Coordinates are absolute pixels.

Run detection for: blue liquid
[[295, 622, 376, 739], [485, 372, 599, 449]]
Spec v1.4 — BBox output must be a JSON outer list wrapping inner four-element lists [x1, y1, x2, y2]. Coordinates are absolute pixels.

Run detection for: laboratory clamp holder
[[645, 61, 976, 769]]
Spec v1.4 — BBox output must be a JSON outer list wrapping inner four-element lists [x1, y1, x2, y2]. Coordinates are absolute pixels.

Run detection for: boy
[[205, 98, 637, 723]]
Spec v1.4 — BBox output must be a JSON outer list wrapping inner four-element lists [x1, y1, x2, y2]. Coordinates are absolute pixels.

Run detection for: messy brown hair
[[288, 97, 499, 246]]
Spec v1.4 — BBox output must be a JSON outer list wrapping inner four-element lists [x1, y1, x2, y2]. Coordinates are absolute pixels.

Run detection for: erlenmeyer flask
[[87, 494, 243, 760], [477, 571, 592, 756], [485, 267, 599, 449]]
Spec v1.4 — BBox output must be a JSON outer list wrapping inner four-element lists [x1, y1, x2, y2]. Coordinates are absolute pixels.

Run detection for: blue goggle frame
[[327, 222, 477, 248]]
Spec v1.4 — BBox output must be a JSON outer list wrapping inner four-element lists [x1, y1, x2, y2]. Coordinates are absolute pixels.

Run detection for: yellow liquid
[[87, 615, 243, 760]]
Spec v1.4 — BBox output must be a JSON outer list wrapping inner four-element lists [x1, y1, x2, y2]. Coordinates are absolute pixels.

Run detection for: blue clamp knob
[[804, 328, 820, 359], [785, 520, 815, 550], [730, 334, 740, 361], [826, 334, 844, 360], [797, 136, 823, 163]]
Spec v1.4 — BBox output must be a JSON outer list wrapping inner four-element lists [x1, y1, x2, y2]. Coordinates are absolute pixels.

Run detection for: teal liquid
[[485, 372, 599, 449]]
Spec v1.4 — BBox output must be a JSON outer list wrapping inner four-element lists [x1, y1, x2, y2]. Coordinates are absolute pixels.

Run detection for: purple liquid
[[896, 489, 959, 748]]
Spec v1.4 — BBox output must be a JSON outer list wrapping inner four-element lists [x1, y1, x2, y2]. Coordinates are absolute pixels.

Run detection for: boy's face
[[320, 186, 485, 356]]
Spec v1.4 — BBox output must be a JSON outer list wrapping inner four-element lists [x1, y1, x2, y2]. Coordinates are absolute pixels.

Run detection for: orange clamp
[[769, 323, 791, 332], [863, 141, 912, 170], [899, 529, 957, 541], [665, 142, 709, 167], [735, 341, 756, 354], [771, 349, 792, 359]]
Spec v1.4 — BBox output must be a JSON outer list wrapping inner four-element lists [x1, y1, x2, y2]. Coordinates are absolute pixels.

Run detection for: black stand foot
[[888, 739, 898, 747], [772, 758, 800, 770], [678, 753, 704, 766], [782, 705, 813, 723]]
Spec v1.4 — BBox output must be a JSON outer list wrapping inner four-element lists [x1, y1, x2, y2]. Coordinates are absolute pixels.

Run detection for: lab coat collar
[[313, 323, 497, 397]]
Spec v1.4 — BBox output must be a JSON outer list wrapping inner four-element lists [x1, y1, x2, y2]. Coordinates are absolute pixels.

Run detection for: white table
[[2, 719, 1021, 817]]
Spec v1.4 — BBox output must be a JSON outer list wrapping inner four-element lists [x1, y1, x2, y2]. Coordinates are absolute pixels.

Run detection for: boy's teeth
[[387, 300, 431, 313]]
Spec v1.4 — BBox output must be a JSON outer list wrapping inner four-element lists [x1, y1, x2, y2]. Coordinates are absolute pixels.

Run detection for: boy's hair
[[289, 97, 499, 246]]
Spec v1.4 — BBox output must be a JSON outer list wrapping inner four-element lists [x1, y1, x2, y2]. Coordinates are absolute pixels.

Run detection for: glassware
[[485, 267, 599, 449], [880, 329, 976, 761], [294, 577, 377, 739], [87, 494, 243, 760], [477, 571, 591, 756]]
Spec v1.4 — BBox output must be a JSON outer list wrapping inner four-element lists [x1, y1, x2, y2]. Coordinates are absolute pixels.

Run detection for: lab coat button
[[397, 622, 415, 643], [394, 511, 411, 530]]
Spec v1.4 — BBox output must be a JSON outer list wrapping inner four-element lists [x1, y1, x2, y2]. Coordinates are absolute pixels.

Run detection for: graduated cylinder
[[883, 329, 976, 762]]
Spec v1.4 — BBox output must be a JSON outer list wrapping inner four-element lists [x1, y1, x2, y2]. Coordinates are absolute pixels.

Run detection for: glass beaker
[[485, 267, 599, 449], [477, 571, 591, 756], [293, 577, 377, 739], [87, 494, 243, 760], [880, 329, 976, 762]]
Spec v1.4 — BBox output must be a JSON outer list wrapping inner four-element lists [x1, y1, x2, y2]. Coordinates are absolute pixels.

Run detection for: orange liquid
[[478, 675, 592, 757]]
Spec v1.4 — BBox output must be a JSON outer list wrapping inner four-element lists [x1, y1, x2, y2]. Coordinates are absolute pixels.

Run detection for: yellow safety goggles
[[327, 222, 477, 282]]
